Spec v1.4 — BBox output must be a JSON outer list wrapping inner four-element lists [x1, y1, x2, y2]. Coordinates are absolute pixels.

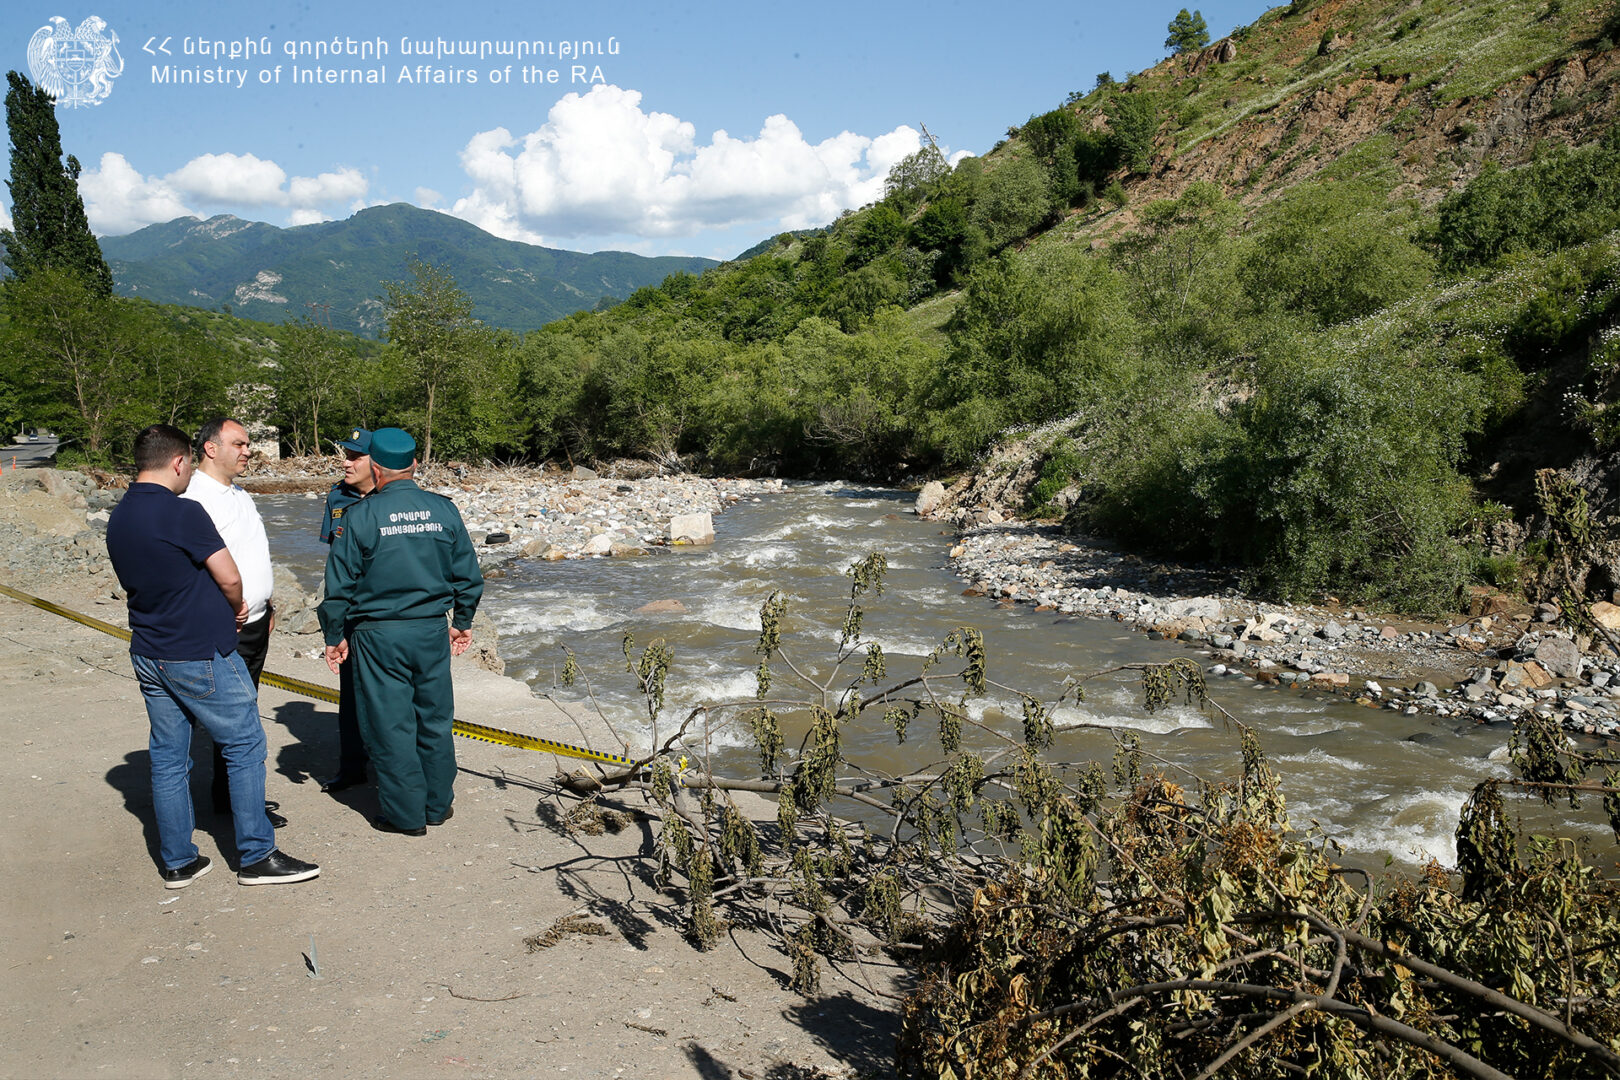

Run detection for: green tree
[[935, 245, 1135, 461], [1165, 8, 1211, 53], [274, 318, 355, 454], [3, 266, 144, 457], [1111, 181, 1243, 360], [847, 203, 905, 266], [970, 157, 1056, 250], [382, 258, 494, 464], [882, 144, 949, 211], [2, 71, 112, 296], [1104, 90, 1162, 173]]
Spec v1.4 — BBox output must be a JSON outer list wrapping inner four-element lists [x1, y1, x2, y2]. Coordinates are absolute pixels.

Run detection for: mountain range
[[98, 203, 719, 336]]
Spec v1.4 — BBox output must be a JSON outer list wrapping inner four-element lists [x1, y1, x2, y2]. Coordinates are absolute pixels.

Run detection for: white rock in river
[[669, 512, 714, 546], [915, 481, 946, 517]]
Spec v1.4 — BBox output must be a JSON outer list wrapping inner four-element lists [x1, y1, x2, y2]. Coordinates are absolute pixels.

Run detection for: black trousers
[[211, 609, 270, 811]]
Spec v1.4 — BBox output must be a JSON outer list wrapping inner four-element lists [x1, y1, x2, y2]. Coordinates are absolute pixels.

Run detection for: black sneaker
[[318, 773, 366, 794], [371, 816, 426, 836], [238, 850, 321, 885], [160, 855, 213, 889], [426, 806, 454, 827]]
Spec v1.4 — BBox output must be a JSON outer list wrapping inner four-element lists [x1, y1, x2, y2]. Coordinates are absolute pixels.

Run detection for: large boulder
[[1165, 597, 1222, 620], [669, 512, 714, 546], [1533, 635, 1581, 678], [915, 481, 946, 518], [1498, 659, 1553, 692], [1591, 601, 1620, 631]]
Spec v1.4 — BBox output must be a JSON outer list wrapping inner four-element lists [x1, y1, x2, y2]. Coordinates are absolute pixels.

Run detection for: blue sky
[[2, 1, 1271, 259]]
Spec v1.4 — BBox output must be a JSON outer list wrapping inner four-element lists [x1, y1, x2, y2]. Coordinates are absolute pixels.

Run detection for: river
[[256, 482, 1611, 870]]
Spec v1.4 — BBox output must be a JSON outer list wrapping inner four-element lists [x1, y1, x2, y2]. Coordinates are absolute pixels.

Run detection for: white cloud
[[447, 84, 929, 243], [74, 151, 371, 235], [78, 152, 195, 234], [414, 186, 443, 207], [166, 152, 288, 204], [287, 167, 368, 205], [0, 201, 12, 232]]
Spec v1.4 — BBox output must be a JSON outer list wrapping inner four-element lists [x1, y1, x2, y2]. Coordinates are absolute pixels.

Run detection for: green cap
[[369, 427, 417, 470]]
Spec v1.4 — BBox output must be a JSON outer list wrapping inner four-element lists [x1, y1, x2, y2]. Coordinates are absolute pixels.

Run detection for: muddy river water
[[257, 482, 1612, 871]]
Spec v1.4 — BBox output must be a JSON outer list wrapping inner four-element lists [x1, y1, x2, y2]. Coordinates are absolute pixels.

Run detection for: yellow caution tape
[[453, 718, 631, 766], [0, 582, 630, 767]]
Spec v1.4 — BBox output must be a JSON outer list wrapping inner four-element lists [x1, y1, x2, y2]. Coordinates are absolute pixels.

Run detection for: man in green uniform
[[317, 428, 483, 836], [315, 427, 375, 794]]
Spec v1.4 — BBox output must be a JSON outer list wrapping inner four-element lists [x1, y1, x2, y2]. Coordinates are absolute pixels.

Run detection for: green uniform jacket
[[317, 478, 484, 645]]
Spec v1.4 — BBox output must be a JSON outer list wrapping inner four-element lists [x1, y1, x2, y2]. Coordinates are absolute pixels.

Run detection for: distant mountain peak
[[100, 205, 719, 336]]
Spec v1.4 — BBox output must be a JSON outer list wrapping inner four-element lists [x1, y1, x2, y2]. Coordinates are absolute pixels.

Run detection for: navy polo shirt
[[106, 482, 239, 660]]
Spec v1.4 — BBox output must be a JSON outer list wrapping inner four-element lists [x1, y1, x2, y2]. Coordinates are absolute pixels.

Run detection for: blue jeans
[[132, 651, 275, 870]]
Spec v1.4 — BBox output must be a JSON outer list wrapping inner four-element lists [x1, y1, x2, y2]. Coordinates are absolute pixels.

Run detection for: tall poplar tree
[[2, 70, 113, 296]]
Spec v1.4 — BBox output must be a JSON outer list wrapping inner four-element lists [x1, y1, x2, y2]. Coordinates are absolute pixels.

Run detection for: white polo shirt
[[181, 470, 274, 625]]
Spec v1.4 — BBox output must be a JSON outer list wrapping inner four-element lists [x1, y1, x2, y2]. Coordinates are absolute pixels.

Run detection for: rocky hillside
[[1051, 0, 1619, 245]]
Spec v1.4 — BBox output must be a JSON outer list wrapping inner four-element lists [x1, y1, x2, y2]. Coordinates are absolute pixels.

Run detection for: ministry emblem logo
[[28, 16, 124, 108]]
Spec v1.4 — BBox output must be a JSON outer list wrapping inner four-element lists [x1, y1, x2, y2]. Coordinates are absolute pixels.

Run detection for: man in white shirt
[[182, 417, 285, 828]]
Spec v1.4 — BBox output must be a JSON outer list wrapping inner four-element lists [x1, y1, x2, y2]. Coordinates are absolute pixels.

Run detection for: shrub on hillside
[[1433, 137, 1620, 269], [1241, 179, 1434, 326]]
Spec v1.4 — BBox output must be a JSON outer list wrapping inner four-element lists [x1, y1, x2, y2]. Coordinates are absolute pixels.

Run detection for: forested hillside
[[496, 0, 1620, 612], [97, 204, 717, 336]]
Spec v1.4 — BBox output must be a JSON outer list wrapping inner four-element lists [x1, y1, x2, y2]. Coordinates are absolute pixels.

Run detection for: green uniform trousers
[[349, 617, 456, 830]]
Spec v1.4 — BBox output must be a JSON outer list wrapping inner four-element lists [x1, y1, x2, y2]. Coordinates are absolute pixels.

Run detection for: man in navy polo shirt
[[107, 424, 320, 888]]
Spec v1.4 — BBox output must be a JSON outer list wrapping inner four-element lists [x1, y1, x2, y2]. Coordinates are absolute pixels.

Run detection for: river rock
[[1534, 636, 1581, 678], [572, 465, 598, 480], [915, 481, 946, 517], [609, 542, 648, 558], [580, 534, 613, 556], [1498, 659, 1552, 691], [669, 512, 714, 546], [1591, 601, 1620, 631], [637, 599, 688, 614], [464, 608, 503, 675], [271, 564, 321, 635], [1166, 597, 1222, 620]]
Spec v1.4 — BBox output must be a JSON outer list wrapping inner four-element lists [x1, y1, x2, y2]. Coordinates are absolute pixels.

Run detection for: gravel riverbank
[[945, 519, 1620, 740]]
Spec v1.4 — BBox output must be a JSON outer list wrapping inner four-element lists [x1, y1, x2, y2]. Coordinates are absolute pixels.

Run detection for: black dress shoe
[[426, 806, 454, 827], [371, 816, 426, 836], [319, 774, 366, 794], [267, 808, 289, 829]]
